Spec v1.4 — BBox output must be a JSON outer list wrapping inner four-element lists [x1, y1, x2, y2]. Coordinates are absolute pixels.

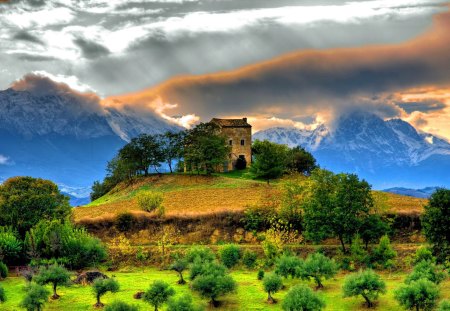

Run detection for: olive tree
[[395, 279, 439, 311], [343, 270, 386, 308], [34, 264, 71, 299], [143, 281, 175, 311], [405, 260, 446, 285], [92, 278, 120, 308], [105, 301, 139, 311], [275, 253, 302, 279], [170, 257, 188, 284], [262, 273, 282, 303], [298, 253, 338, 289], [20, 284, 50, 311], [282, 284, 325, 311], [167, 294, 203, 311]]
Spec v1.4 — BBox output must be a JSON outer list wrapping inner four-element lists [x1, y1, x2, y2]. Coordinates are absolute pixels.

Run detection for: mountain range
[[254, 111, 450, 189]]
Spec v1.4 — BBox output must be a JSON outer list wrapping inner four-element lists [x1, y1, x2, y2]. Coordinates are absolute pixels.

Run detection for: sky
[[1, 0, 450, 138]]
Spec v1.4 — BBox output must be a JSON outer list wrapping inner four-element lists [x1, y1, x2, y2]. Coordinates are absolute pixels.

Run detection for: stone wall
[[221, 126, 252, 171]]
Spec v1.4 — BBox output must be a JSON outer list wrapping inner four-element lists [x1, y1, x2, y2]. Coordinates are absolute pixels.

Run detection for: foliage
[[250, 140, 289, 183], [143, 280, 175, 311], [190, 260, 226, 281], [282, 284, 326, 311], [0, 177, 71, 236], [394, 278, 440, 311], [438, 300, 450, 311], [360, 215, 390, 249], [278, 181, 304, 231], [136, 191, 164, 214], [20, 283, 50, 311], [262, 273, 282, 302], [185, 246, 215, 264], [242, 250, 258, 269], [90, 180, 110, 201], [107, 234, 134, 267], [413, 247, 435, 265], [92, 278, 120, 308], [0, 262, 8, 279], [170, 257, 188, 284], [350, 235, 369, 268], [298, 252, 338, 289], [422, 188, 450, 263], [241, 199, 278, 232], [0, 226, 22, 265], [405, 260, 447, 285], [286, 146, 317, 176], [167, 294, 203, 311], [343, 269, 386, 308], [257, 270, 265, 280], [105, 301, 139, 311], [0, 284, 5, 303], [275, 253, 302, 279], [369, 235, 397, 269], [115, 213, 135, 232], [34, 264, 71, 299], [160, 131, 184, 174], [219, 244, 241, 269]]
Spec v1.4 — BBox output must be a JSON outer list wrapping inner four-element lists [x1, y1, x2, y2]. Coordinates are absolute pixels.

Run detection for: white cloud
[[3, 6, 75, 28], [0, 155, 10, 165], [29, 71, 96, 93]]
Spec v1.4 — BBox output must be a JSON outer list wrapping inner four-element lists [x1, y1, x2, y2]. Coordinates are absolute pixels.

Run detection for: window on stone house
[[229, 139, 233, 145], [241, 139, 245, 146]]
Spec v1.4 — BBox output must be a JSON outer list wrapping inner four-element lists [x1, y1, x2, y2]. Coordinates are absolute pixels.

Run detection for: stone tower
[[210, 117, 252, 172]]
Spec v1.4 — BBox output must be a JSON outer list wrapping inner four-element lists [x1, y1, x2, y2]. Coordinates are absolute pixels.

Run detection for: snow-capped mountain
[[254, 111, 450, 188]]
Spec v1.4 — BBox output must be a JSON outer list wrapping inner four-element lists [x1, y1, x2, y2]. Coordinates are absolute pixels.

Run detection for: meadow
[[1, 267, 449, 311]]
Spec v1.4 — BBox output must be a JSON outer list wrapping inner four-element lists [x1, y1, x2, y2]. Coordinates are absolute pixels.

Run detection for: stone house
[[210, 117, 252, 172]]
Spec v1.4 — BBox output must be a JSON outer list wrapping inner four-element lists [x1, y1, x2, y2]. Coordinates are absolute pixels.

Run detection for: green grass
[[1, 268, 448, 310]]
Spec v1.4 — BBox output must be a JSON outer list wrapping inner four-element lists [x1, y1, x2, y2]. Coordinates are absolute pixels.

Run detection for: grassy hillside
[[74, 173, 427, 223]]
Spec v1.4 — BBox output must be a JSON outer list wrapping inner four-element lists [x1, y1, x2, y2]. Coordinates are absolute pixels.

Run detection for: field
[[1, 268, 449, 311], [74, 173, 427, 223]]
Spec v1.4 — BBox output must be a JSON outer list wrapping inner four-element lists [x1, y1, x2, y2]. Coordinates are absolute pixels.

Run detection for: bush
[[136, 191, 164, 214], [20, 283, 50, 311], [186, 246, 215, 264], [343, 269, 386, 308], [282, 284, 325, 311], [369, 235, 396, 269], [0, 285, 5, 303], [395, 279, 439, 311], [350, 235, 369, 267], [0, 227, 22, 264], [34, 264, 71, 299], [438, 300, 450, 311], [275, 253, 302, 279], [115, 213, 135, 232], [298, 253, 338, 289], [219, 244, 241, 269], [92, 278, 120, 308], [143, 281, 175, 311], [105, 301, 139, 311], [167, 294, 203, 311], [405, 260, 446, 285], [242, 250, 258, 269], [257, 270, 265, 280], [413, 247, 435, 264], [263, 273, 282, 303], [0, 262, 8, 279], [241, 204, 277, 232]]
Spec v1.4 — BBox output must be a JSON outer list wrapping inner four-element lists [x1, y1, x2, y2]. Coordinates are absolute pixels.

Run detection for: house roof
[[210, 118, 251, 128]]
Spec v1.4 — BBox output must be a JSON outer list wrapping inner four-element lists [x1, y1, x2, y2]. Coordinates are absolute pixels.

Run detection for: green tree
[[0, 177, 71, 236], [360, 215, 390, 249], [0, 284, 5, 303], [159, 131, 184, 173], [219, 244, 241, 269], [136, 191, 164, 215], [250, 140, 289, 184], [395, 279, 439, 311], [413, 247, 435, 265], [263, 273, 282, 303], [167, 294, 203, 311], [286, 146, 317, 176], [275, 253, 302, 279], [92, 278, 120, 308], [0, 226, 22, 265], [34, 264, 71, 299], [343, 269, 386, 308], [350, 235, 369, 268], [143, 281, 175, 311], [282, 284, 326, 311], [20, 283, 50, 311], [242, 250, 258, 269], [405, 260, 446, 285], [422, 188, 450, 263], [185, 246, 216, 264], [105, 301, 139, 311], [170, 257, 188, 284], [438, 300, 450, 311], [298, 253, 338, 289], [369, 235, 397, 269]]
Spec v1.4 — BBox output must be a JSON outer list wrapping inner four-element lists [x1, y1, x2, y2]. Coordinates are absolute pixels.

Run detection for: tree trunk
[[362, 294, 372, 308], [178, 272, 186, 284], [315, 277, 323, 289], [338, 236, 347, 254], [168, 161, 173, 173], [52, 283, 60, 299], [267, 291, 275, 303]]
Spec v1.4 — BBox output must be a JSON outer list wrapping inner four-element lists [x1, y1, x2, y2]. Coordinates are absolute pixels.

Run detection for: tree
[[105, 301, 139, 311], [92, 278, 120, 308], [422, 188, 450, 263], [219, 244, 241, 269], [242, 250, 258, 269], [275, 253, 302, 279], [136, 191, 164, 215], [167, 294, 203, 311], [185, 246, 216, 264], [0, 226, 22, 265], [143, 280, 175, 311], [0, 284, 5, 303], [0, 177, 71, 236], [405, 260, 446, 285], [360, 215, 390, 249], [369, 235, 397, 269], [298, 253, 338, 289], [250, 140, 289, 184], [282, 284, 326, 311], [262, 273, 282, 303], [438, 300, 450, 311], [159, 131, 184, 173], [343, 269, 386, 308], [20, 283, 50, 311], [286, 146, 317, 176], [395, 279, 439, 311], [413, 247, 435, 265], [170, 257, 188, 284], [34, 264, 71, 299]]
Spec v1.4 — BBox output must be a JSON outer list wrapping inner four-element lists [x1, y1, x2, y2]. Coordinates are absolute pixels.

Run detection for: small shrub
[[20, 283, 50, 311], [343, 269, 386, 308], [92, 278, 120, 308], [413, 247, 435, 264], [405, 260, 446, 285], [242, 250, 258, 269], [395, 279, 439, 311], [257, 270, 265, 280], [282, 284, 325, 311], [115, 213, 135, 232], [275, 253, 302, 279], [167, 294, 203, 311], [369, 235, 396, 269], [263, 273, 282, 303], [34, 264, 71, 299], [136, 191, 164, 213], [438, 300, 450, 311], [0, 262, 8, 279], [143, 281, 175, 311], [105, 301, 139, 311], [0, 285, 5, 303], [219, 244, 241, 269], [298, 253, 338, 289], [186, 246, 215, 264]]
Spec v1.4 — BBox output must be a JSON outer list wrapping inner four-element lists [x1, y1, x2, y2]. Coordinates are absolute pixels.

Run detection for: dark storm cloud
[[73, 37, 110, 59], [13, 30, 45, 45], [397, 100, 447, 113]]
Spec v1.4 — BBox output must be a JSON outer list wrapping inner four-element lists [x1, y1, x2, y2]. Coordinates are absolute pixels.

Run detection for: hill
[[74, 173, 428, 223]]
